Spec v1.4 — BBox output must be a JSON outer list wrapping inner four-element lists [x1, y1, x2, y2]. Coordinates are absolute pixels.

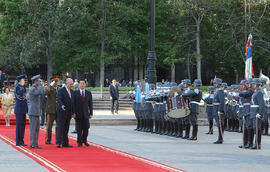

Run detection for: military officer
[[28, 75, 44, 149], [238, 79, 253, 148], [249, 78, 265, 149], [213, 78, 225, 144], [44, 77, 59, 144], [14, 74, 28, 146], [202, 86, 215, 134], [182, 79, 202, 140]]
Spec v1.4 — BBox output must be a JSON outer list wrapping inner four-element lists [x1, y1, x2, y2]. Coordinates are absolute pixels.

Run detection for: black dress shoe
[[16, 144, 21, 146], [30, 145, 35, 148], [35, 146, 42, 149], [56, 144, 61, 148], [62, 144, 73, 148], [84, 142, 90, 147], [188, 136, 197, 141], [250, 145, 261, 150], [21, 144, 27, 146], [71, 130, 77, 134], [46, 141, 52, 145], [238, 145, 247, 148], [213, 140, 223, 144], [78, 143, 82, 147]]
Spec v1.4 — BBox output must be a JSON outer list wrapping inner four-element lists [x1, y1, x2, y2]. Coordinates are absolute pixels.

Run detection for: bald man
[[56, 78, 74, 148]]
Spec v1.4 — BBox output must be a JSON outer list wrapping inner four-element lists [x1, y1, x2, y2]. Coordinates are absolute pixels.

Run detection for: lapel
[[63, 87, 71, 100]]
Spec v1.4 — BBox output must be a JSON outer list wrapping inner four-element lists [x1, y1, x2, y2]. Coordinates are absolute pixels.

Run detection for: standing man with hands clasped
[[110, 79, 119, 115], [73, 79, 93, 147]]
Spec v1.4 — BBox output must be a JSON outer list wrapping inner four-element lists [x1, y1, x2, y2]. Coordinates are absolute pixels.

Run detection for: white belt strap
[[190, 101, 200, 105], [243, 103, 250, 106], [213, 103, 220, 105], [251, 105, 259, 108]]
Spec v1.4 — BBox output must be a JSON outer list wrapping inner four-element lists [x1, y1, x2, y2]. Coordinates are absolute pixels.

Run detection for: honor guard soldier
[[249, 78, 265, 149], [182, 79, 202, 140], [202, 86, 215, 134], [182, 79, 191, 139], [14, 74, 28, 146], [238, 79, 253, 148], [221, 83, 228, 130], [28, 75, 44, 149], [213, 78, 225, 144], [44, 77, 59, 144]]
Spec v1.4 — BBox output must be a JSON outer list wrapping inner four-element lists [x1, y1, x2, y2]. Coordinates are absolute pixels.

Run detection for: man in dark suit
[[109, 79, 119, 114], [56, 78, 74, 148], [73, 79, 93, 147]]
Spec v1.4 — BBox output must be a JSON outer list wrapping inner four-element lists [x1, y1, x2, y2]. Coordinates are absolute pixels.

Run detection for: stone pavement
[[0, 139, 49, 172], [69, 125, 270, 172]]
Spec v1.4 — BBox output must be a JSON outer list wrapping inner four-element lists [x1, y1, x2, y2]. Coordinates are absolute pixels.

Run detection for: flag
[[245, 34, 254, 80]]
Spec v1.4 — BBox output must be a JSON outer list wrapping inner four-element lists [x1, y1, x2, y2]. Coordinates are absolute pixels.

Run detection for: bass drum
[[167, 96, 190, 119]]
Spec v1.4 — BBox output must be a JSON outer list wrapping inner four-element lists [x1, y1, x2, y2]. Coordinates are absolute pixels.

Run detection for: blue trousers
[[15, 113, 26, 145]]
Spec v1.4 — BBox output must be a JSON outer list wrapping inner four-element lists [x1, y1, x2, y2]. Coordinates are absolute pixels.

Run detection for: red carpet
[[0, 109, 30, 125], [0, 126, 185, 172]]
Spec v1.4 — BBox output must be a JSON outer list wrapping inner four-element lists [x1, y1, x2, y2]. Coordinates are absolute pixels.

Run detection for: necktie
[[82, 91, 85, 101]]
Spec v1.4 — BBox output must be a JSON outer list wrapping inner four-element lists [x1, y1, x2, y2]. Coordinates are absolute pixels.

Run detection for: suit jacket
[[28, 85, 44, 116], [45, 85, 58, 114], [57, 86, 74, 119], [74, 89, 93, 119], [109, 84, 119, 100]]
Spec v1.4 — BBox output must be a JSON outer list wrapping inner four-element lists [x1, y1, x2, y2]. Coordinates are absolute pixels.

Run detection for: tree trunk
[[187, 55, 191, 80], [235, 69, 239, 84], [171, 62, 175, 82], [47, 49, 52, 82], [196, 21, 201, 81]]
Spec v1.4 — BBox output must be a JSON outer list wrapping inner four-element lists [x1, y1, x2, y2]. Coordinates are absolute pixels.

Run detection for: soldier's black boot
[[224, 118, 228, 130], [239, 129, 248, 148], [138, 119, 142, 131], [263, 122, 269, 135], [175, 122, 181, 138], [213, 127, 223, 144], [246, 129, 254, 149], [172, 122, 178, 137], [182, 124, 190, 139], [251, 130, 261, 150], [177, 123, 183, 138], [145, 119, 150, 132], [227, 119, 231, 131], [143, 119, 147, 132], [189, 125, 198, 140], [163, 122, 169, 135], [230, 119, 235, 132], [171, 122, 177, 137], [134, 119, 140, 131], [206, 120, 213, 134], [235, 119, 239, 132], [168, 122, 173, 136], [160, 121, 165, 135], [150, 119, 154, 133], [157, 120, 161, 134]]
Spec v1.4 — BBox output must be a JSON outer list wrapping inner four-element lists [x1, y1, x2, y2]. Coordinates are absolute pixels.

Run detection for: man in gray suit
[[28, 75, 44, 149]]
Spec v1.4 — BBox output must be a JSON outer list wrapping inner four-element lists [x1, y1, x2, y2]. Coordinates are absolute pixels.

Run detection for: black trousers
[[111, 99, 119, 113], [56, 115, 71, 145], [76, 117, 90, 144]]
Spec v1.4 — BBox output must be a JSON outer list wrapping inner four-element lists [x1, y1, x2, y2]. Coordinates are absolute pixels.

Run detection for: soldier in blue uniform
[[182, 79, 191, 139], [238, 79, 253, 148], [182, 79, 202, 140], [202, 86, 214, 134], [14, 75, 28, 146], [249, 78, 265, 149], [221, 83, 228, 130], [213, 78, 225, 144]]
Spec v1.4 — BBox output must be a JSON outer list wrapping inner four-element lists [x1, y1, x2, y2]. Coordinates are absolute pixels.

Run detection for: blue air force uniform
[[182, 79, 202, 140], [203, 86, 214, 134], [212, 78, 225, 144], [14, 75, 28, 146]]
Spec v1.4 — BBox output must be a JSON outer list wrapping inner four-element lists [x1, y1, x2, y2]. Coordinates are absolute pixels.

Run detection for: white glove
[[256, 114, 261, 118], [50, 81, 55, 86], [218, 111, 223, 115]]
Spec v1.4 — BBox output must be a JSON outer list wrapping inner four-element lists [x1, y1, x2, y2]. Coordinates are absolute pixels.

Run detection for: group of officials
[[14, 74, 93, 149]]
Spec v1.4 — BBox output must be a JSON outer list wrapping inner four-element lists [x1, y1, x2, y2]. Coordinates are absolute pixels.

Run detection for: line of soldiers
[[132, 77, 269, 150]]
